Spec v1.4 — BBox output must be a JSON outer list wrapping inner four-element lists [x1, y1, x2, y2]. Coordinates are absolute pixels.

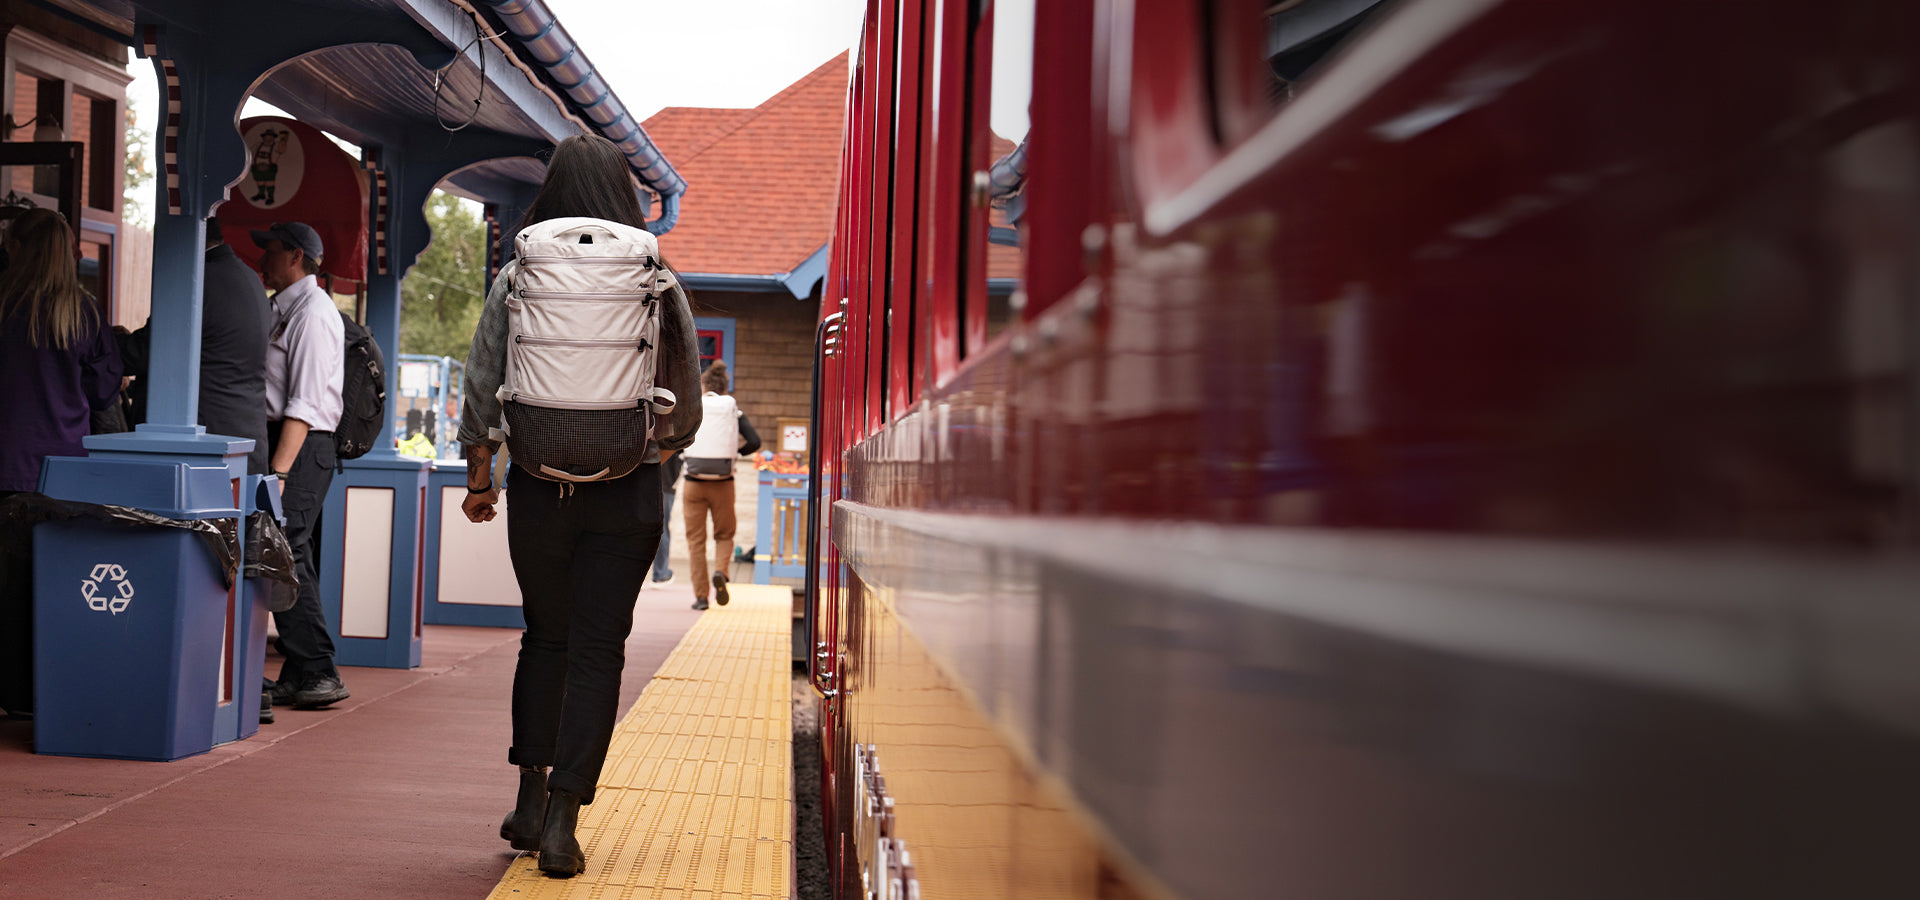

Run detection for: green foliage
[[400, 191, 489, 360], [123, 104, 152, 227]]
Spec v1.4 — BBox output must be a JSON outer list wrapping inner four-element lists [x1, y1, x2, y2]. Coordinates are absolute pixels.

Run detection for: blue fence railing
[[393, 354, 464, 460], [752, 471, 808, 584]]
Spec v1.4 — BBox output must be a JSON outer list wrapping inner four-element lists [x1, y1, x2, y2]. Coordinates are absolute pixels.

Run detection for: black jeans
[[0, 490, 28, 713], [506, 461, 663, 803], [269, 427, 338, 684]]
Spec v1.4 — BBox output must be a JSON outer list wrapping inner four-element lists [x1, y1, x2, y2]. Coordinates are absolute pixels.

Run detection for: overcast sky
[[549, 0, 866, 120]]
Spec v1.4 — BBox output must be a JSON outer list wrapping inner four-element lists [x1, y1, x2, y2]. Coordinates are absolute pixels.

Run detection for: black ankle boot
[[538, 789, 586, 876], [500, 766, 547, 851]]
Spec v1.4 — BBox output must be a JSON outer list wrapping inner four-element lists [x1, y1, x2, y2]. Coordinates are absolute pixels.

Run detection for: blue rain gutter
[[678, 246, 829, 299], [679, 273, 787, 294], [477, 0, 686, 235]]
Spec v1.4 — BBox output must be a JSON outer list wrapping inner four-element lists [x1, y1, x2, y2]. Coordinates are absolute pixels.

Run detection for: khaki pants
[[682, 478, 736, 598]]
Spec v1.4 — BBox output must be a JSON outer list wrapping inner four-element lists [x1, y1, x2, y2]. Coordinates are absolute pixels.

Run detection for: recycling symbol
[[81, 563, 134, 615]]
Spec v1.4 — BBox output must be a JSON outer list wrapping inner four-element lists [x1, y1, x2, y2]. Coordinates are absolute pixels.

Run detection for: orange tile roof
[[647, 54, 849, 276], [646, 52, 1024, 286]]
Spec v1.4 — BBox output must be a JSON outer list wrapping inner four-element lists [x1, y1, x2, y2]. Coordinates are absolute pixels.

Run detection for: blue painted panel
[[320, 457, 428, 669], [421, 462, 525, 629]]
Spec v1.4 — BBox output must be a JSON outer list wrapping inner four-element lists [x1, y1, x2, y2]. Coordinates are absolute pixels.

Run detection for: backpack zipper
[[508, 394, 649, 410], [516, 290, 654, 301], [513, 335, 643, 349], [518, 255, 657, 266]]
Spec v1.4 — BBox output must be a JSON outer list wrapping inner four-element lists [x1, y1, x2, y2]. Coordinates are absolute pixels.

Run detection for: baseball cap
[[249, 221, 324, 262]]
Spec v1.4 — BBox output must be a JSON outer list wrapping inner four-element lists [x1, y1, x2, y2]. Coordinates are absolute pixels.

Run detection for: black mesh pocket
[[503, 402, 651, 480]]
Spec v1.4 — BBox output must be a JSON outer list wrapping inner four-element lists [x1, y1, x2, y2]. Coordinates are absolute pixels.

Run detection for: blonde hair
[[0, 208, 93, 350]]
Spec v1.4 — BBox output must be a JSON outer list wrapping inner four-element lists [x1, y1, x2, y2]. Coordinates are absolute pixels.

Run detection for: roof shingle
[[648, 54, 849, 276]]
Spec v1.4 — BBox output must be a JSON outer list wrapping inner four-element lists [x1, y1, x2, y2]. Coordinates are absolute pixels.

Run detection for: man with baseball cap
[[253, 221, 350, 711]]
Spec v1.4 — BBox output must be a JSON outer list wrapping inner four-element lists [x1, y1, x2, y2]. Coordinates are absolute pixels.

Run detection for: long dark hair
[[519, 134, 648, 231], [0, 208, 92, 349], [516, 133, 702, 311]]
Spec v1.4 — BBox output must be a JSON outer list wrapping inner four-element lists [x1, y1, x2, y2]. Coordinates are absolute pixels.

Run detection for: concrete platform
[[0, 583, 704, 900], [487, 582, 794, 898]]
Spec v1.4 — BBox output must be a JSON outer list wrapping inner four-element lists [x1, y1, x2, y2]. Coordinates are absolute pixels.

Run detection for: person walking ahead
[[458, 134, 702, 878], [681, 359, 760, 610]]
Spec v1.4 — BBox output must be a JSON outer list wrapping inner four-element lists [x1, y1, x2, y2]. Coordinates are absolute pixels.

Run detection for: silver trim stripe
[[834, 501, 1920, 734]]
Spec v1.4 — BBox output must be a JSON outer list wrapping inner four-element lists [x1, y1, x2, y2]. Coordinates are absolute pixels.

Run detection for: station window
[[78, 238, 107, 309], [83, 90, 117, 211], [7, 71, 64, 196], [693, 317, 736, 389]]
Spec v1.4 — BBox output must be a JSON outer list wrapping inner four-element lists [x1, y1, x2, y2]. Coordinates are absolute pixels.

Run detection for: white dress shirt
[[265, 274, 345, 431]]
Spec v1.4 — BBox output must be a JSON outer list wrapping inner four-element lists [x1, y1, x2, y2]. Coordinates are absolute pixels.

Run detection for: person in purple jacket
[[0, 208, 122, 496], [0, 208, 121, 719]]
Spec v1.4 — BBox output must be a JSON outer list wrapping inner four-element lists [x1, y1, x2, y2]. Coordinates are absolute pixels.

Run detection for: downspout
[[987, 138, 1028, 198], [987, 138, 1028, 227], [477, 0, 687, 235]]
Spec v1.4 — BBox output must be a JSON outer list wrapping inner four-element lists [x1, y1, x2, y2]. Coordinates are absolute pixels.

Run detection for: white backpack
[[496, 216, 677, 483], [684, 392, 740, 480]]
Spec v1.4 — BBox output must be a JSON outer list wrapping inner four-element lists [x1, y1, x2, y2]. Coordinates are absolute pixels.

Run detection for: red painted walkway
[[0, 584, 703, 899]]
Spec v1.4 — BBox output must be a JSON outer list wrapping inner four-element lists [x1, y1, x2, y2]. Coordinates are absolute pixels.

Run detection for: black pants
[[505, 461, 663, 803], [0, 490, 28, 714], [269, 427, 338, 684]]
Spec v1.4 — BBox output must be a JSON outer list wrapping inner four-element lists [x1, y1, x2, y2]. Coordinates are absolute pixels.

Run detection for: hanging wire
[[432, 9, 501, 133]]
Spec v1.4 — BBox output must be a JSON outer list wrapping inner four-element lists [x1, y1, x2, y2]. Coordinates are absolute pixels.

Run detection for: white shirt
[[265, 274, 345, 431]]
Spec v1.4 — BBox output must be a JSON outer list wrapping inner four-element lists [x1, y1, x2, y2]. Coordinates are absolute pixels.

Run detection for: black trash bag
[[0, 492, 240, 586], [244, 511, 300, 613]]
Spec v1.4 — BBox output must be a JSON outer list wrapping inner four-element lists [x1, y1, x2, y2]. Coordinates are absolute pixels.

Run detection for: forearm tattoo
[[465, 443, 494, 490]]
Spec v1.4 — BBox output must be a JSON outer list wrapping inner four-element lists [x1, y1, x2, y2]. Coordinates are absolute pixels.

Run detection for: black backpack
[[335, 312, 386, 460]]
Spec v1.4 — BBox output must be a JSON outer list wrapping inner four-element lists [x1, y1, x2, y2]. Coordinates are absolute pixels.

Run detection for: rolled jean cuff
[[547, 769, 597, 804], [508, 746, 555, 769]]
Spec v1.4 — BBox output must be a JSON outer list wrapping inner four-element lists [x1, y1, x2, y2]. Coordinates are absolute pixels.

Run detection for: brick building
[[643, 54, 847, 447], [0, 0, 136, 322], [645, 53, 1020, 446]]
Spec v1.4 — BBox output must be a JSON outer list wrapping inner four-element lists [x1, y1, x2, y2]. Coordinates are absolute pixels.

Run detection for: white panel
[[341, 487, 394, 639], [437, 485, 523, 607]]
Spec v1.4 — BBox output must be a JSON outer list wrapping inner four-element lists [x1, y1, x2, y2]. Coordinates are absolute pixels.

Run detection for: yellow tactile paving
[[487, 584, 793, 900]]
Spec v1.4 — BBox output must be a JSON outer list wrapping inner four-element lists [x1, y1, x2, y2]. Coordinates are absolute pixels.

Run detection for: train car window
[[1209, 0, 1391, 145], [968, 0, 1032, 353]]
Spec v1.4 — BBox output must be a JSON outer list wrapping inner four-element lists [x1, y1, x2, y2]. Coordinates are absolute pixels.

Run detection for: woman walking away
[[457, 134, 702, 877], [681, 359, 761, 610], [0, 208, 123, 495]]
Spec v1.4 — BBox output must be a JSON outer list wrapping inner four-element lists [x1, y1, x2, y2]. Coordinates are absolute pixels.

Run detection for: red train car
[[808, 0, 1920, 897]]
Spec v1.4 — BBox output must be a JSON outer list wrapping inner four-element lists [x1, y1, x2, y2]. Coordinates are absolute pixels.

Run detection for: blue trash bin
[[32, 456, 240, 761]]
